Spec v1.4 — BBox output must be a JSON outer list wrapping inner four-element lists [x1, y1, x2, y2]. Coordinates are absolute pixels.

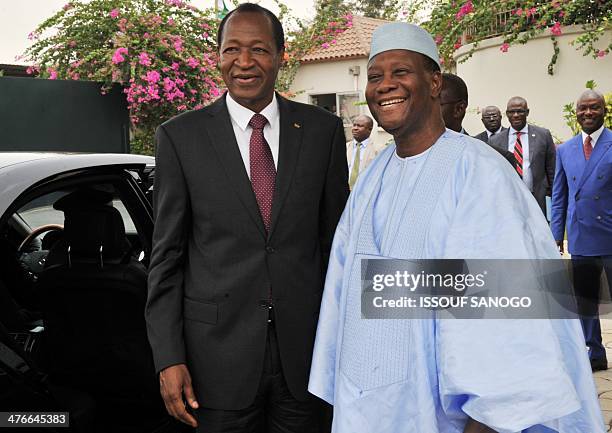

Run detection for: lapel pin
[[293, 123, 301, 129]]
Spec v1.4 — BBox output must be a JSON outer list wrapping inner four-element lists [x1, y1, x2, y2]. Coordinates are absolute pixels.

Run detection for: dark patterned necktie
[[583, 135, 593, 161], [514, 131, 523, 178], [249, 113, 276, 232]]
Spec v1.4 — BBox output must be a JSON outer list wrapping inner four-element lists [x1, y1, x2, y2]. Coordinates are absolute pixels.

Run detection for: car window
[[17, 188, 137, 235]]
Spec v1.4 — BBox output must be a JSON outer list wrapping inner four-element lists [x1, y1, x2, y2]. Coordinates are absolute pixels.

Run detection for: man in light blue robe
[[308, 22, 603, 433]]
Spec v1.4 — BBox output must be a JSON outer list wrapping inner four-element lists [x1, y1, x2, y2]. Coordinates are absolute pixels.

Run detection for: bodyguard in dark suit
[[474, 105, 507, 144], [490, 96, 556, 215], [441, 74, 514, 165], [551, 89, 612, 372], [145, 4, 349, 431]]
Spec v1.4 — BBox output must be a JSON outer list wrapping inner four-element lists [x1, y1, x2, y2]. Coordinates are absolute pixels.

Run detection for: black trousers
[[195, 325, 332, 433]]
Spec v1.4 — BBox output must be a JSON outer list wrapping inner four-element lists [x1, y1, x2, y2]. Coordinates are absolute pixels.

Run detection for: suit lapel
[[527, 125, 536, 163], [268, 95, 303, 240], [577, 128, 612, 192], [203, 95, 267, 238]]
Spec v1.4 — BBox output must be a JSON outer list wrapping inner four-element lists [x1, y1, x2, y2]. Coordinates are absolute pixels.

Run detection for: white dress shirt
[[348, 137, 370, 178], [581, 124, 604, 149], [507, 125, 533, 191], [226, 92, 280, 178], [487, 127, 503, 138]]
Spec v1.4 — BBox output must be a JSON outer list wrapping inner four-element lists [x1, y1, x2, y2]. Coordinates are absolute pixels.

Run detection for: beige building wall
[[455, 25, 612, 142], [289, 58, 393, 147]]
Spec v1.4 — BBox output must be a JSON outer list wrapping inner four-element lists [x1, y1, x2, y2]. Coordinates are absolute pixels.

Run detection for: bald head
[[576, 89, 606, 134]]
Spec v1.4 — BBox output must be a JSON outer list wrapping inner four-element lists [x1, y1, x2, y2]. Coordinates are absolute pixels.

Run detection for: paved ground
[[595, 319, 612, 430]]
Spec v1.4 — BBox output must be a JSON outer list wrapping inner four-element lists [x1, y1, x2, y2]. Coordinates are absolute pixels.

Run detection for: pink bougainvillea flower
[[171, 62, 180, 71], [330, 39, 337, 45], [48, 68, 58, 80], [63, 3, 73, 11], [500, 43, 510, 52], [454, 42, 462, 49], [70, 72, 80, 80], [435, 35, 443, 45], [28, 31, 39, 41], [109, 8, 119, 18], [321, 42, 330, 49], [551, 22, 562, 36], [139, 52, 152, 66], [186, 57, 199, 68], [117, 18, 128, 32], [165, 0, 184, 6], [112, 47, 128, 64], [167, 18, 175, 26], [455, 1, 474, 20], [173, 37, 183, 52], [143, 32, 151, 39], [145, 70, 161, 83], [558, 11, 565, 17], [597, 50, 607, 58], [529, 7, 537, 16], [514, 8, 523, 16]]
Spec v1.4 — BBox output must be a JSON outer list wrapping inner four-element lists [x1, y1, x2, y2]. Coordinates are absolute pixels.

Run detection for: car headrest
[[54, 189, 130, 265]]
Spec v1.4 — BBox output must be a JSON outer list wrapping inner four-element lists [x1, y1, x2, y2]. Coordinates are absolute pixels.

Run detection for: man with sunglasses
[[490, 96, 556, 216]]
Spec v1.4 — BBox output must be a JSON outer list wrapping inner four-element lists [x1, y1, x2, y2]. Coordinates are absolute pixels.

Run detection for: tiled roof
[[301, 16, 392, 63]]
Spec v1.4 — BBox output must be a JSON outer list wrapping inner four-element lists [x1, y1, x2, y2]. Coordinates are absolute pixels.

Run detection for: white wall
[[290, 58, 392, 146], [455, 25, 612, 142]]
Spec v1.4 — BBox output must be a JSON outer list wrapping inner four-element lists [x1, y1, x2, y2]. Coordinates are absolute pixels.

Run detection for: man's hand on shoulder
[[159, 363, 199, 427]]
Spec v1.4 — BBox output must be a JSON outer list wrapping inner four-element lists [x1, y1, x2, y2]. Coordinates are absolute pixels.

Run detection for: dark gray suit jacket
[[145, 94, 349, 410], [489, 124, 556, 214], [474, 127, 508, 144]]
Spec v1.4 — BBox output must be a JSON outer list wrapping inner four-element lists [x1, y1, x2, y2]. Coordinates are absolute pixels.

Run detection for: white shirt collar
[[510, 125, 528, 136], [487, 126, 503, 137], [582, 124, 604, 147], [353, 137, 370, 148], [226, 92, 279, 132]]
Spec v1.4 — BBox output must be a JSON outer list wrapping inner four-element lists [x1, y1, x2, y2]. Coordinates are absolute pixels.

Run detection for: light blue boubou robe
[[309, 130, 603, 433]]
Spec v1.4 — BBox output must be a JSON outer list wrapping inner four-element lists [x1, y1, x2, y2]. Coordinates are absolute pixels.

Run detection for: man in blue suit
[[551, 89, 612, 371]]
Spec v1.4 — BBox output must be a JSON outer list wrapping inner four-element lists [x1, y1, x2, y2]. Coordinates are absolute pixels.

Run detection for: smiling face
[[506, 98, 529, 131], [219, 11, 282, 113], [576, 92, 606, 135], [365, 50, 442, 142]]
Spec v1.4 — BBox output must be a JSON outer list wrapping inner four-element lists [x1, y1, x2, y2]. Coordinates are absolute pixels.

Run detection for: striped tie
[[514, 132, 523, 178]]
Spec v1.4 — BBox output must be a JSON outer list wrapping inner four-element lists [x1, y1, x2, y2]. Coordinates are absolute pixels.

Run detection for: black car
[[0, 153, 187, 433]]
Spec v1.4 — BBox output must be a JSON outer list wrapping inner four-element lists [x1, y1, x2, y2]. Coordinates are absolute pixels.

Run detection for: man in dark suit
[[145, 4, 349, 432], [441, 74, 514, 165], [490, 96, 556, 215], [551, 89, 612, 372], [440, 73, 470, 135], [474, 106, 507, 144]]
